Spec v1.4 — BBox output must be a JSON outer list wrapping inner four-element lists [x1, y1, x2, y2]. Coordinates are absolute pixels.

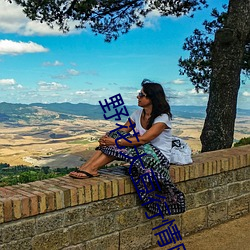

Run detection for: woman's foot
[[69, 168, 99, 179]]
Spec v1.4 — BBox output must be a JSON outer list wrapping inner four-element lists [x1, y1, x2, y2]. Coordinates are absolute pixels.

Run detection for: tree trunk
[[200, 0, 250, 152]]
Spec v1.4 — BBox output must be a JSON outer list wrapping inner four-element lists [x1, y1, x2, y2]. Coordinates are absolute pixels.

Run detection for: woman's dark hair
[[141, 79, 172, 129]]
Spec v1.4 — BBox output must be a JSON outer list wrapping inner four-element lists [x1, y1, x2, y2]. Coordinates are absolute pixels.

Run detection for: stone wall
[[0, 145, 249, 250]]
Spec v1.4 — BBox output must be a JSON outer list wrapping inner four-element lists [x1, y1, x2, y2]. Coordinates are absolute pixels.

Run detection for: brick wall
[[0, 145, 249, 250]]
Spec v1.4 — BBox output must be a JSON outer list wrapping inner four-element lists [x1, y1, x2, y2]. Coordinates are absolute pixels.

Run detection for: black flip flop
[[69, 169, 100, 179]]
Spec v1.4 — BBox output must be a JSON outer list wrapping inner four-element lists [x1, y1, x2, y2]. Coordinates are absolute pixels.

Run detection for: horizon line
[[0, 101, 250, 111]]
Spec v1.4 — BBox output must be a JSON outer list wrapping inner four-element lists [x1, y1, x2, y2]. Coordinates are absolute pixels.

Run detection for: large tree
[[199, 0, 250, 151], [8, 0, 208, 41], [8, 0, 250, 152], [179, 2, 250, 152]]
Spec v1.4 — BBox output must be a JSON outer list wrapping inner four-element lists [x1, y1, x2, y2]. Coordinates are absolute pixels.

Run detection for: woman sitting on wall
[[69, 79, 185, 215]]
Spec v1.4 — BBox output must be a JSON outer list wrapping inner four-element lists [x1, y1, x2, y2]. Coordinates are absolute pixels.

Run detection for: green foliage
[[0, 162, 124, 186], [234, 137, 250, 147], [179, 5, 250, 92], [179, 6, 226, 92], [0, 163, 10, 169], [0, 164, 78, 187], [8, 0, 208, 42]]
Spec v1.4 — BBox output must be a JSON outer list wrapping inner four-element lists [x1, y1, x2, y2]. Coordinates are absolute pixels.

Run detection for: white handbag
[[170, 136, 193, 165]]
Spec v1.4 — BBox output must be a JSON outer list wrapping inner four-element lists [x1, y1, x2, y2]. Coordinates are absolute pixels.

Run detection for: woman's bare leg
[[70, 150, 116, 178], [81, 150, 103, 168]]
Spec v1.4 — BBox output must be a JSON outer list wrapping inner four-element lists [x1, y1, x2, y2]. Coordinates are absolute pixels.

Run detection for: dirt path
[[150, 213, 250, 250]]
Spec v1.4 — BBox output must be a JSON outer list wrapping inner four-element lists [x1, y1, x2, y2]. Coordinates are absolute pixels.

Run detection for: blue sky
[[0, 0, 249, 108]]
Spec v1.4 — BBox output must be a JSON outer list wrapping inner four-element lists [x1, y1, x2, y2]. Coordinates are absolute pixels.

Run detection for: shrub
[[0, 165, 78, 187], [234, 137, 250, 147]]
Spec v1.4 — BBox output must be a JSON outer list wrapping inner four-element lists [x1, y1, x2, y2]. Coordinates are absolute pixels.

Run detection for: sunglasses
[[138, 92, 146, 98]]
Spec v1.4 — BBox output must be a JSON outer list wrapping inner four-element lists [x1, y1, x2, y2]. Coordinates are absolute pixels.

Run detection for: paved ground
[[150, 213, 250, 250]]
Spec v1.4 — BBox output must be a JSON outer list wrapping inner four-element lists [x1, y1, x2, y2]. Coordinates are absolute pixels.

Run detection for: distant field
[[0, 103, 249, 167], [67, 139, 97, 145]]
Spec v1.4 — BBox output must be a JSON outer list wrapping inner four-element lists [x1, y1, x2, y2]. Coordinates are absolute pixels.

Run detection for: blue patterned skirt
[[96, 131, 185, 216]]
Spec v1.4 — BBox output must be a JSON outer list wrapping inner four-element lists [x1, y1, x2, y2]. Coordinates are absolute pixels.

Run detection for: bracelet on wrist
[[118, 139, 122, 146]]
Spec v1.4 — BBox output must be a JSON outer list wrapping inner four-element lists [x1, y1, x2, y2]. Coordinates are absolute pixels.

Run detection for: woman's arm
[[102, 122, 168, 147], [118, 118, 135, 133], [99, 118, 135, 146]]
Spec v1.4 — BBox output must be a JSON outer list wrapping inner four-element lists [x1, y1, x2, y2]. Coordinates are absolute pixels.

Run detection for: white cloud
[[130, 6, 161, 30], [0, 39, 48, 55], [188, 89, 197, 94], [0, 0, 83, 36], [188, 89, 206, 95], [52, 68, 80, 79], [0, 78, 16, 85], [94, 88, 108, 91], [0, 1, 27, 33], [43, 60, 63, 66], [75, 91, 86, 95], [17, 84, 24, 89], [74, 88, 109, 100], [0, 78, 25, 91], [22, 21, 64, 36], [144, 9, 161, 29], [147, 9, 161, 18], [68, 69, 80, 76], [38, 81, 68, 91], [131, 6, 180, 30], [243, 91, 250, 97], [172, 79, 185, 85], [175, 91, 186, 97], [165, 87, 209, 106]]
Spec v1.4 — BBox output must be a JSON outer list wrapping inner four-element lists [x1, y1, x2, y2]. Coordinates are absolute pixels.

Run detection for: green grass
[[0, 164, 78, 187]]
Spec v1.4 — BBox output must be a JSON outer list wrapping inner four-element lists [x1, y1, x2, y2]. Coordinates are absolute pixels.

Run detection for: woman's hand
[[99, 135, 115, 147], [98, 135, 106, 146], [99, 134, 107, 142]]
